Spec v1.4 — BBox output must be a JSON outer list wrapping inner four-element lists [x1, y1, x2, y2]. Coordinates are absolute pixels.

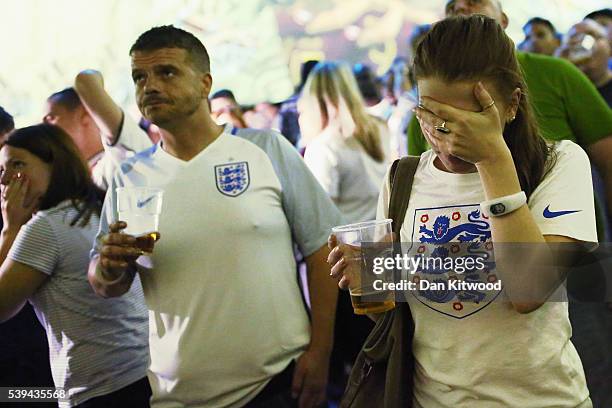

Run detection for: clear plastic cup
[[116, 187, 164, 253], [332, 219, 395, 315]]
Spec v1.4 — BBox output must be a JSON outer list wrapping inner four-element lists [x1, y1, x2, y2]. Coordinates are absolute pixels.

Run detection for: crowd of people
[[0, 1, 611, 407]]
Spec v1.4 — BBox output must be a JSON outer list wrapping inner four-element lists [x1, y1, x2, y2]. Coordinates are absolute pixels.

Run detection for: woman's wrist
[[476, 149, 522, 200], [475, 142, 512, 169]]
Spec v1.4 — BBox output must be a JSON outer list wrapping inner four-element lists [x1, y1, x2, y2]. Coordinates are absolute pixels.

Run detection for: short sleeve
[[528, 141, 597, 243], [248, 130, 344, 257], [304, 140, 340, 199], [8, 215, 60, 275], [94, 113, 153, 190], [113, 112, 154, 153], [559, 60, 612, 146]]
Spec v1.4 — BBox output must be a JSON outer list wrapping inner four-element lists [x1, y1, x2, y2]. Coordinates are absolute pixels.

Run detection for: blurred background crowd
[[0, 1, 611, 407]]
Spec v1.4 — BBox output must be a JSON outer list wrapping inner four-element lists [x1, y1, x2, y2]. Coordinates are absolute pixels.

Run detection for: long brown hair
[[300, 61, 385, 162], [413, 15, 554, 198], [3, 124, 104, 227]]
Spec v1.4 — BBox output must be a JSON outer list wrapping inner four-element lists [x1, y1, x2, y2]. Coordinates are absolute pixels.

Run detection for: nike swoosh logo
[[543, 205, 581, 219], [136, 196, 155, 208]]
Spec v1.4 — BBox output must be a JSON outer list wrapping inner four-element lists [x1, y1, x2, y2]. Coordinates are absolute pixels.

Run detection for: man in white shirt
[[88, 25, 340, 408], [44, 73, 153, 190]]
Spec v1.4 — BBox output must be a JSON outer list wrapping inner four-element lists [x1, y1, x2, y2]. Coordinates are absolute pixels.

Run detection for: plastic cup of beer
[[332, 219, 395, 315], [116, 187, 163, 254]]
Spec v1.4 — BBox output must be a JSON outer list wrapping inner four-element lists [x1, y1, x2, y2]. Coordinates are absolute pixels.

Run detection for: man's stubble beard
[[144, 94, 201, 129]]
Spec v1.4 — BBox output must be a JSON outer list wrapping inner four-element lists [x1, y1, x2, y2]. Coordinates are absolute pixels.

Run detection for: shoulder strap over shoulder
[[341, 156, 420, 408], [388, 156, 420, 236]]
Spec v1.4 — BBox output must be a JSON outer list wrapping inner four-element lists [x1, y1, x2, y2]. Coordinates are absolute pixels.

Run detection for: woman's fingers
[[17, 177, 30, 205], [329, 256, 347, 278], [415, 108, 452, 153], [419, 96, 461, 122], [327, 234, 337, 250], [3, 175, 27, 208], [474, 82, 497, 114], [415, 104, 448, 130], [421, 125, 443, 149], [327, 244, 343, 265], [2, 176, 20, 202], [338, 275, 350, 290]]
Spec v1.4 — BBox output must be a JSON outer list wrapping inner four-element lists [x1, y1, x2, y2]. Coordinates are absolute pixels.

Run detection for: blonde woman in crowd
[[298, 61, 393, 398], [299, 61, 393, 224]]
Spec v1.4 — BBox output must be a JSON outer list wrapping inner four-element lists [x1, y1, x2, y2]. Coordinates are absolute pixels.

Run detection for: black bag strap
[[341, 156, 420, 408], [388, 156, 420, 237]]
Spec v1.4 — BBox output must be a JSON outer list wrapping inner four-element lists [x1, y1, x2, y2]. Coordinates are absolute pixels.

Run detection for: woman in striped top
[[0, 124, 150, 407]]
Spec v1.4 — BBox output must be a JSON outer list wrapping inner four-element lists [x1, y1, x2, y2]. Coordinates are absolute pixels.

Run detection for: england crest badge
[[215, 162, 250, 197], [407, 204, 501, 319]]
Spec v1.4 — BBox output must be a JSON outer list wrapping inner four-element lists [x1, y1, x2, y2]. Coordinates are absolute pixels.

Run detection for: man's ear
[[201, 73, 213, 99]]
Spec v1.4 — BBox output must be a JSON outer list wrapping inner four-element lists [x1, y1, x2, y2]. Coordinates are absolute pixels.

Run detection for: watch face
[[490, 203, 506, 215]]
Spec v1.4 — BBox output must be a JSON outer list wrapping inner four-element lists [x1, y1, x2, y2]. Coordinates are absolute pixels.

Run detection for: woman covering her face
[[330, 15, 596, 408], [0, 124, 150, 408]]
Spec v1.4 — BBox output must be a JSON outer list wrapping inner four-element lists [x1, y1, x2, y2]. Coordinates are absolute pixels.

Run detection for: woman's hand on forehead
[[414, 82, 509, 165]]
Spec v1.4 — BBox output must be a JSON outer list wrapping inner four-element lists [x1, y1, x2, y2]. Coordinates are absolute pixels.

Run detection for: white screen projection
[[0, 0, 609, 126]]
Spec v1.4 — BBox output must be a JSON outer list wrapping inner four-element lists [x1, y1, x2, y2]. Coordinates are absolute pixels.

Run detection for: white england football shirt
[[93, 125, 342, 407], [377, 140, 596, 408]]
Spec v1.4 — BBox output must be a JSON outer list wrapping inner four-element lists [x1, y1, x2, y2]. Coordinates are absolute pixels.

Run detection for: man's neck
[[593, 69, 612, 88], [160, 112, 224, 162], [83, 136, 104, 163]]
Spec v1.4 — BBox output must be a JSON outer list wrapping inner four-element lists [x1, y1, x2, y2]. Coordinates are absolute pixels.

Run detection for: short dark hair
[[523, 17, 557, 36], [3, 124, 104, 226], [0, 106, 14, 134], [297, 60, 319, 92], [585, 8, 612, 21], [210, 89, 237, 102], [352, 63, 381, 102], [48, 87, 82, 112], [130, 25, 211, 73]]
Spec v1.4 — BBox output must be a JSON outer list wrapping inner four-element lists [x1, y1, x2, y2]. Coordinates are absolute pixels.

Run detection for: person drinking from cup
[[329, 16, 597, 408], [0, 124, 150, 407]]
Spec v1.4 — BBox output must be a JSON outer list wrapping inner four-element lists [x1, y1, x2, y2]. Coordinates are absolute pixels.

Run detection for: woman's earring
[[507, 115, 516, 124]]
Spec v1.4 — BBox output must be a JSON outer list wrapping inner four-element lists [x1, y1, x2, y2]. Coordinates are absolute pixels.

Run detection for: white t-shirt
[[93, 125, 342, 408], [377, 141, 596, 408], [9, 202, 149, 407], [91, 112, 153, 190], [305, 124, 392, 224]]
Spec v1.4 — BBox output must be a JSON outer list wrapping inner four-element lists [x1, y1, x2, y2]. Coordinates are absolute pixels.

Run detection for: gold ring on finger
[[435, 120, 451, 134]]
